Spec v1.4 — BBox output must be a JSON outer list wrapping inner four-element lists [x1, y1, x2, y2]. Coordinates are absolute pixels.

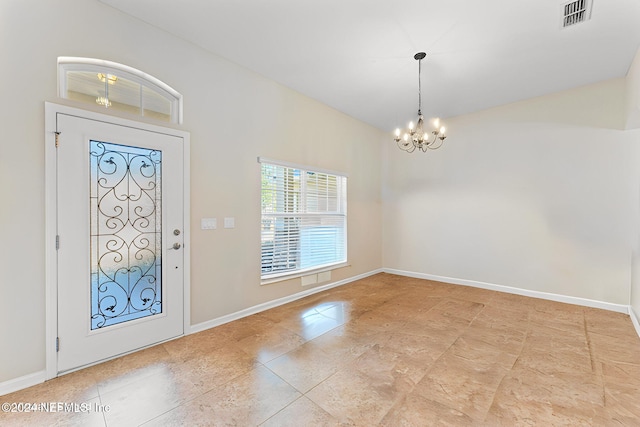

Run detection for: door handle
[[171, 243, 182, 250]]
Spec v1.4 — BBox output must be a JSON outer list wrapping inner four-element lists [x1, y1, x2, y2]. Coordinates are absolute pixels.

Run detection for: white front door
[[55, 112, 185, 373]]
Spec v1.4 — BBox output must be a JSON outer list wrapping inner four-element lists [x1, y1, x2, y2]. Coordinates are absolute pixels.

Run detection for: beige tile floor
[[2, 273, 640, 426]]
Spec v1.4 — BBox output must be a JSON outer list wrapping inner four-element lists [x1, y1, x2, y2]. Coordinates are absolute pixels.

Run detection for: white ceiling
[[100, 0, 640, 132]]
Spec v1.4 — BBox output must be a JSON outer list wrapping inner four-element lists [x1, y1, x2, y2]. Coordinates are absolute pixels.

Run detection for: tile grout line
[[462, 301, 506, 423], [582, 309, 607, 411], [404, 299, 490, 422], [96, 384, 108, 427], [482, 308, 532, 424], [256, 394, 308, 426]]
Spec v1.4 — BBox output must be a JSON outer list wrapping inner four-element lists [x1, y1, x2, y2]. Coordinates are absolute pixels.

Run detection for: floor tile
[[211, 314, 277, 343], [529, 300, 586, 332], [260, 396, 352, 427], [89, 344, 174, 395], [235, 324, 306, 363], [584, 307, 639, 340], [306, 366, 408, 425], [375, 332, 451, 383], [486, 366, 606, 425], [349, 307, 409, 333], [305, 324, 377, 361], [167, 342, 259, 394], [383, 293, 442, 313], [589, 331, 640, 365], [401, 307, 472, 344], [489, 292, 539, 313], [380, 392, 476, 427], [161, 330, 228, 363], [412, 342, 512, 421], [142, 365, 301, 426], [271, 306, 346, 341], [462, 321, 527, 356], [517, 325, 594, 376], [450, 285, 498, 305], [101, 366, 195, 427], [350, 341, 419, 392], [265, 341, 343, 393], [471, 304, 530, 331], [432, 298, 486, 322]]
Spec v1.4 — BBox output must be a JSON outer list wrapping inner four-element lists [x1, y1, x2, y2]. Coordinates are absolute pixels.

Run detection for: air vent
[[562, 0, 592, 28]]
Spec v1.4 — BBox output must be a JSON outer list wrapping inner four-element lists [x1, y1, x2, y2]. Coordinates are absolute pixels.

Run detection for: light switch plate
[[201, 218, 217, 230], [224, 217, 235, 229]]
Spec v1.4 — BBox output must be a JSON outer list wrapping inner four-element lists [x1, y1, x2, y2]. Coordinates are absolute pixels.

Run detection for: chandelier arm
[[428, 136, 445, 150], [397, 139, 414, 153]]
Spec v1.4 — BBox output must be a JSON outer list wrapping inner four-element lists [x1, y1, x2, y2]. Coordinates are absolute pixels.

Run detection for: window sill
[[260, 262, 350, 286]]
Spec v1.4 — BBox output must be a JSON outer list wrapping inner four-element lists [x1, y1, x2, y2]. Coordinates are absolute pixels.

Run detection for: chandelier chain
[[418, 57, 422, 115]]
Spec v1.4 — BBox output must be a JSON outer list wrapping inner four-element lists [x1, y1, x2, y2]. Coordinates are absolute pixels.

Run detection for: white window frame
[[258, 157, 348, 283], [58, 57, 183, 124]]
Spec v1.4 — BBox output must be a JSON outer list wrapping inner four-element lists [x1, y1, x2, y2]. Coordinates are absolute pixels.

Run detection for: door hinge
[[54, 132, 60, 148], [55, 235, 60, 250], [56, 337, 60, 352]]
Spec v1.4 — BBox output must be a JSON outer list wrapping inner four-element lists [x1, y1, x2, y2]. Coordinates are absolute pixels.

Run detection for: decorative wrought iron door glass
[[90, 140, 162, 329]]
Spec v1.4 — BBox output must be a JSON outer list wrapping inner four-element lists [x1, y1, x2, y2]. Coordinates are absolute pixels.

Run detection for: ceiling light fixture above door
[[394, 52, 447, 153], [95, 72, 115, 108]]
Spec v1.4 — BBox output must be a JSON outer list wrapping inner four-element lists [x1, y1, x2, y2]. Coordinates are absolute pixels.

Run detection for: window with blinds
[[260, 159, 347, 279]]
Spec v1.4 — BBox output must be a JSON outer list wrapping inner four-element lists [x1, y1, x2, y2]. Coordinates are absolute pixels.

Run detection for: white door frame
[[44, 102, 191, 379]]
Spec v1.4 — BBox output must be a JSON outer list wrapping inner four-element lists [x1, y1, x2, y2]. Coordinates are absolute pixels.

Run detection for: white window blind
[[260, 160, 347, 279]]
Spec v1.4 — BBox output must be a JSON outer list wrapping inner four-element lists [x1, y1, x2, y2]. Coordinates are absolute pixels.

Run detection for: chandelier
[[95, 73, 117, 108], [394, 52, 447, 153]]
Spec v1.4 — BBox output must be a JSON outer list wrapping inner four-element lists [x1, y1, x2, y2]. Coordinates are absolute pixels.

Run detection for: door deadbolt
[[173, 229, 181, 236]]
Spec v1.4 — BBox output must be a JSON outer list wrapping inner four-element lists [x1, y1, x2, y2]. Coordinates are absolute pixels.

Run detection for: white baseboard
[[0, 370, 46, 397], [190, 268, 384, 334], [630, 306, 640, 338], [383, 268, 630, 314]]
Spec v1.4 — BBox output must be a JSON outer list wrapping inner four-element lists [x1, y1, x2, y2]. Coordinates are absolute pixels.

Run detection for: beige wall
[[0, 0, 383, 384], [383, 77, 639, 305]]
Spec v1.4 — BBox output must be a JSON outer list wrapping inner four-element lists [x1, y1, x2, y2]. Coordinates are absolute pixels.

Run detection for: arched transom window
[[58, 57, 183, 124]]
